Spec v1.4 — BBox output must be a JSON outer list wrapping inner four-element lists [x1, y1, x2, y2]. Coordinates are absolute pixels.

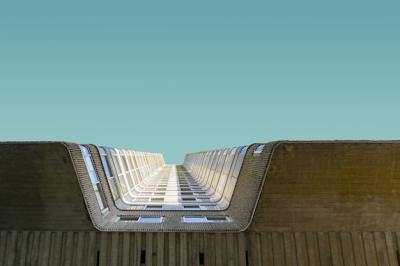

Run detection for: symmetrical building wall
[[75, 143, 269, 232], [1, 141, 400, 264]]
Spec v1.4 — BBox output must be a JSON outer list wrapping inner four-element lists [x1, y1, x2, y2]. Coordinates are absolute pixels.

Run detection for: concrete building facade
[[1, 141, 400, 265]]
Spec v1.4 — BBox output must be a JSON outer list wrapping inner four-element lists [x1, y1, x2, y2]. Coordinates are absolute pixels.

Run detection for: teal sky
[[0, 0, 399, 163]]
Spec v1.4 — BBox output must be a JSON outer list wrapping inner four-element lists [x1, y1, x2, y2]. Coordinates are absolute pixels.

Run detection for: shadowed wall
[[249, 141, 400, 232], [0, 143, 93, 231]]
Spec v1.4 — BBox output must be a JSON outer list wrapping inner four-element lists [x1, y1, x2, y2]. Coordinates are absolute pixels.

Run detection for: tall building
[[0, 141, 399, 265]]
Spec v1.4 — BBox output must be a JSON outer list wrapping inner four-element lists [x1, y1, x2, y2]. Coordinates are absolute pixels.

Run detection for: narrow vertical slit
[[199, 252, 205, 265], [96, 251, 100, 266], [245, 250, 249, 266], [140, 250, 146, 264], [396, 249, 400, 265]]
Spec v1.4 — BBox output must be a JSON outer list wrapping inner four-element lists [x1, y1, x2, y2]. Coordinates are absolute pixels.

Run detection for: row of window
[[80, 145, 109, 214], [183, 146, 248, 209], [79, 144, 250, 215], [79, 145, 165, 214], [98, 147, 165, 205], [118, 215, 230, 223]]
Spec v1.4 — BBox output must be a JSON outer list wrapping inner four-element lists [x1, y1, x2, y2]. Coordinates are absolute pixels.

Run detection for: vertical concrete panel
[[328, 232, 344, 266], [260, 232, 273, 266], [340, 232, 355, 266], [317, 232, 333, 266], [284, 232, 298, 265], [168, 233, 176, 266], [307, 232, 321, 266], [271, 232, 285, 266], [350, 232, 367, 266], [295, 232, 310, 266]]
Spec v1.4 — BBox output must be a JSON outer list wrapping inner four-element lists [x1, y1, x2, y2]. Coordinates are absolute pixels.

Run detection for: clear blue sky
[[0, 0, 399, 163]]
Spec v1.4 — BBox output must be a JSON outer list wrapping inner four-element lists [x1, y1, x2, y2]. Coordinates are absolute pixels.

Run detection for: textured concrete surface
[[2, 141, 400, 264], [249, 141, 400, 232], [0, 230, 399, 266], [0, 142, 93, 231]]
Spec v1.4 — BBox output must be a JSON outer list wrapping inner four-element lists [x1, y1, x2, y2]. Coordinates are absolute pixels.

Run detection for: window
[[99, 148, 120, 201], [119, 216, 163, 223], [182, 216, 230, 223], [254, 144, 265, 155], [80, 145, 108, 214], [93, 145, 246, 223]]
